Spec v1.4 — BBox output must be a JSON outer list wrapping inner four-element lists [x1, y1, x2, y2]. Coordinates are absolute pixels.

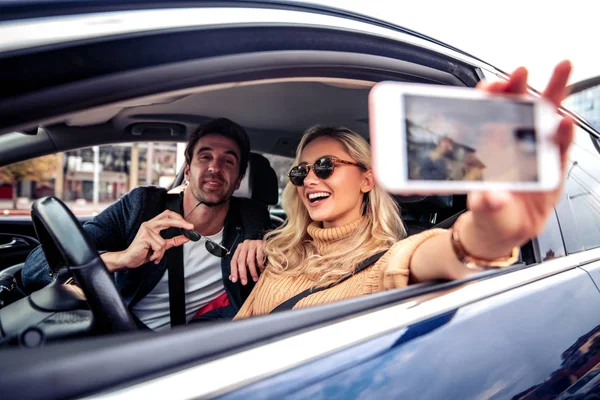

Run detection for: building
[[0, 142, 181, 205], [62, 142, 179, 202]]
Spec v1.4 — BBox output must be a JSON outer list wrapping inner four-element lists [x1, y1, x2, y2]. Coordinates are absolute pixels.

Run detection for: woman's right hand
[[230, 240, 267, 285]]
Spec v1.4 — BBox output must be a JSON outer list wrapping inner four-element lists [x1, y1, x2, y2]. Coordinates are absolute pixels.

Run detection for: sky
[[305, 0, 596, 91]]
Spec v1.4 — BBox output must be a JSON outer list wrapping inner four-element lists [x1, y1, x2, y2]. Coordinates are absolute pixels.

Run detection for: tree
[[0, 154, 58, 209]]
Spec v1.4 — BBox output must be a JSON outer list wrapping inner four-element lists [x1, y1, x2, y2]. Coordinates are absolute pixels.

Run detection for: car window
[[0, 142, 179, 217], [564, 125, 600, 250], [535, 209, 566, 262], [565, 85, 600, 132]]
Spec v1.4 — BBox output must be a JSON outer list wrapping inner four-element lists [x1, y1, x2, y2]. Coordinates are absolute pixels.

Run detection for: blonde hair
[[264, 126, 406, 286]]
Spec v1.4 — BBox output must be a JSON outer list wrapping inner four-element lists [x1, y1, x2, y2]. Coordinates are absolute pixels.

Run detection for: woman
[[231, 61, 574, 319]]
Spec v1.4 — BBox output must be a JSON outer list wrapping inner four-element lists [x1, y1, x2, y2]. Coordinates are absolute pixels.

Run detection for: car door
[[84, 211, 599, 400], [218, 255, 600, 400], [0, 208, 96, 272], [0, 230, 39, 271], [6, 214, 594, 400]]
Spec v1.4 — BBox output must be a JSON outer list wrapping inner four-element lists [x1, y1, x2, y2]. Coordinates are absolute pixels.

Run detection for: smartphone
[[368, 82, 561, 194]]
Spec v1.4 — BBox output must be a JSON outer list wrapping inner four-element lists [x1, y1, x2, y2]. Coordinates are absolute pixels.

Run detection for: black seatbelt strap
[[270, 250, 388, 314], [270, 212, 464, 315], [432, 210, 466, 230], [165, 193, 186, 327]]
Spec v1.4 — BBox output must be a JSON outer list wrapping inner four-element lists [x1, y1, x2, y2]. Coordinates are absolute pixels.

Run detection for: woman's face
[[296, 136, 373, 228]]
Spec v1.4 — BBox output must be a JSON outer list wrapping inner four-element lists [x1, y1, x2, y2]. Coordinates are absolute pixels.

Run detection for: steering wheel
[[30, 196, 136, 333]]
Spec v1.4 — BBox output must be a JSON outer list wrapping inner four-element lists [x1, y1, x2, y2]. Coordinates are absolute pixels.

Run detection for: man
[[419, 136, 454, 180], [22, 118, 271, 330]]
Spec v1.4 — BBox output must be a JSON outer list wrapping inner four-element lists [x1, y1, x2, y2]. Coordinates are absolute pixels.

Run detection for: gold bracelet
[[450, 213, 520, 270]]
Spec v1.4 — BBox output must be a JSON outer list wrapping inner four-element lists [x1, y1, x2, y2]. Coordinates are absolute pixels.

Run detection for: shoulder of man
[[120, 185, 170, 216], [124, 185, 169, 204]]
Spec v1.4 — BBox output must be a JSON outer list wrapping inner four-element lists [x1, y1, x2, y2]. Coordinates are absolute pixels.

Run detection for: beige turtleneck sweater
[[234, 218, 444, 319]]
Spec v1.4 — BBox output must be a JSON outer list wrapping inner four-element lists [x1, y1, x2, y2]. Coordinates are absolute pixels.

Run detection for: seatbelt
[[164, 193, 187, 327], [432, 210, 466, 230], [269, 210, 466, 315], [270, 250, 388, 314]]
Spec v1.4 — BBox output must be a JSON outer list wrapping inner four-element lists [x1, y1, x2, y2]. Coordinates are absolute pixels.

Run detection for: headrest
[[233, 153, 279, 205]]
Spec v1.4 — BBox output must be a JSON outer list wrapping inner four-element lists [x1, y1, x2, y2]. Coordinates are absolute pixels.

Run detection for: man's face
[[184, 134, 243, 206], [439, 138, 454, 154]]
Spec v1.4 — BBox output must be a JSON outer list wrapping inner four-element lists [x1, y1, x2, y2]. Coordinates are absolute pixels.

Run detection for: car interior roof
[[84, 79, 373, 158], [0, 69, 466, 165]]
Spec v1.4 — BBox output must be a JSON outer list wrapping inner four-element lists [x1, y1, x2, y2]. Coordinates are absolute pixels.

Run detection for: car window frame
[[558, 123, 600, 252]]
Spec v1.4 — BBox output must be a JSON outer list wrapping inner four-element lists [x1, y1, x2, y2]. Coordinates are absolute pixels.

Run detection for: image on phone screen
[[404, 95, 538, 183]]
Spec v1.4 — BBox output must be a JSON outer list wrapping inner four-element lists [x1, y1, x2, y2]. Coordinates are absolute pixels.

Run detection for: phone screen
[[404, 94, 538, 183]]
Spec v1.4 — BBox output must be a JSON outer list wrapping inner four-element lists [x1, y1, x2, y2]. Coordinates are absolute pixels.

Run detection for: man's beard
[[199, 197, 229, 207], [192, 173, 232, 207]]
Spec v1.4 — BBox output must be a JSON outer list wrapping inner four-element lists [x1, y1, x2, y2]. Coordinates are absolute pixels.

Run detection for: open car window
[[565, 83, 600, 133], [563, 125, 600, 250], [0, 142, 181, 217]]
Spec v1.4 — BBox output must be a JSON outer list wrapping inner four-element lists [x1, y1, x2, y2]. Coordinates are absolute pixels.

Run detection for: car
[[0, 2, 600, 399]]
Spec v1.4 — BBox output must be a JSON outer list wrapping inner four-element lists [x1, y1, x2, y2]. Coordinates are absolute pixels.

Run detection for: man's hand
[[102, 210, 194, 272], [230, 240, 266, 285]]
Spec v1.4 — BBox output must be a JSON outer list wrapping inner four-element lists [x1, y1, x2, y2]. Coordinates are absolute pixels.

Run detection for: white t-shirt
[[131, 228, 226, 331]]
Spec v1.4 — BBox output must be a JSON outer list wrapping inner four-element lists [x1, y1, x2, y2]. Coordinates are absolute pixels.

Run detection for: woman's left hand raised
[[463, 60, 574, 259]]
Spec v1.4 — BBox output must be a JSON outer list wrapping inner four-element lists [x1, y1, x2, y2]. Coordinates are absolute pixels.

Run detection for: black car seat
[[233, 153, 282, 226], [233, 153, 279, 205]]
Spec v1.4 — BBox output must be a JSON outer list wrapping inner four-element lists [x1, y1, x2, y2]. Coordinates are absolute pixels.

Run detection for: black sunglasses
[[179, 228, 240, 258], [288, 156, 366, 186]]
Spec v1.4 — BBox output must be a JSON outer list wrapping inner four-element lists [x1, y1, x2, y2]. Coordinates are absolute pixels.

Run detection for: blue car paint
[[218, 311, 458, 400], [222, 265, 600, 399], [580, 261, 600, 294]]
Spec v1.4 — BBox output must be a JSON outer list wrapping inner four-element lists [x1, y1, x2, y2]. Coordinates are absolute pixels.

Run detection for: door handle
[[0, 238, 31, 250]]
